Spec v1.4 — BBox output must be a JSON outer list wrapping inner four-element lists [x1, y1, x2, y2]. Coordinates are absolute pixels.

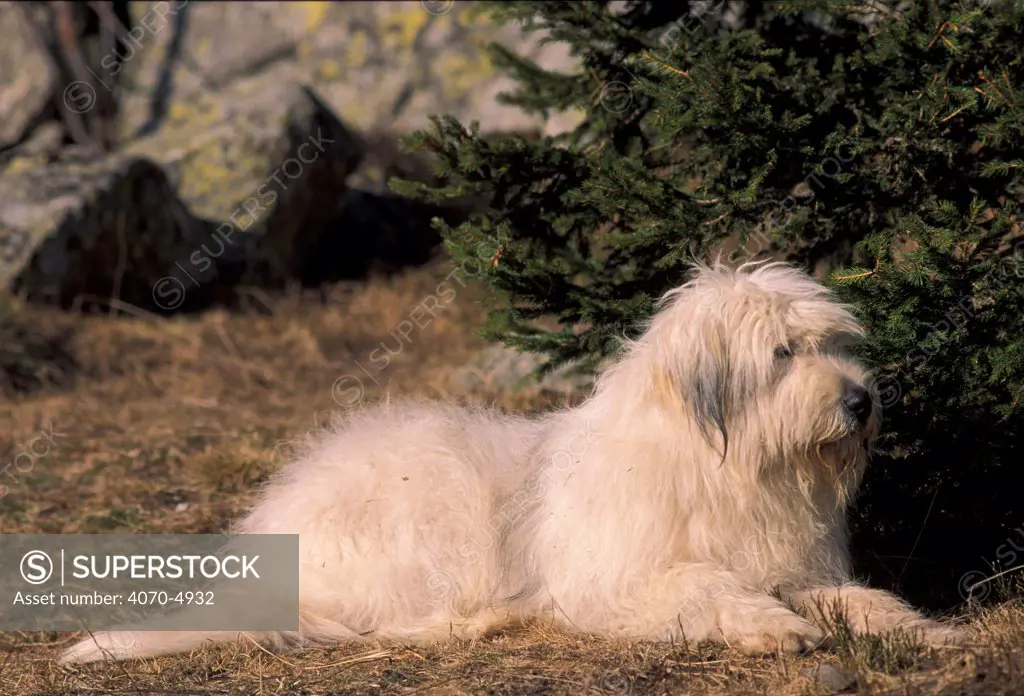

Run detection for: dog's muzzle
[[842, 382, 872, 428]]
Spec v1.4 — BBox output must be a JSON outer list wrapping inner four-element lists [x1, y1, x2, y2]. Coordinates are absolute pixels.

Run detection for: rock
[[302, 128, 500, 284], [292, 2, 583, 136], [8, 123, 66, 161], [113, 1, 582, 141], [0, 1, 584, 308], [800, 664, 858, 694], [0, 83, 363, 310], [0, 3, 57, 153], [302, 189, 449, 284], [123, 80, 364, 284], [0, 150, 203, 308]]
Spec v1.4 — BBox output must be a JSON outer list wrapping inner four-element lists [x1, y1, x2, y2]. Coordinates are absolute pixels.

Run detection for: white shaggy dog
[[60, 261, 960, 665]]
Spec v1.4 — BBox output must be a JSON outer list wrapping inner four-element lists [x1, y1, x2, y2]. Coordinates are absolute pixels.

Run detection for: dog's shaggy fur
[[60, 262, 960, 665]]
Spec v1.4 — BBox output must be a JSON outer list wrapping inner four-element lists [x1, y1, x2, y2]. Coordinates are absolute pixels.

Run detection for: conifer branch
[[639, 53, 691, 79]]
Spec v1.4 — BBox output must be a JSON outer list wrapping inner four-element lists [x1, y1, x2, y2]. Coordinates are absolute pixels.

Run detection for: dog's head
[[638, 261, 879, 479]]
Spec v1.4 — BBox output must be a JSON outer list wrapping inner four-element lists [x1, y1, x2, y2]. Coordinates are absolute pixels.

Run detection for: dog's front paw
[[723, 610, 825, 655]]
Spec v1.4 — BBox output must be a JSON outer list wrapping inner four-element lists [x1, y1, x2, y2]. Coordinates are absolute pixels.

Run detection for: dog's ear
[[689, 327, 730, 459]]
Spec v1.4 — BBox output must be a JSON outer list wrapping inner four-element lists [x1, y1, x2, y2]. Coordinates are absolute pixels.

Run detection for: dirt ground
[[1, 261, 1022, 695]]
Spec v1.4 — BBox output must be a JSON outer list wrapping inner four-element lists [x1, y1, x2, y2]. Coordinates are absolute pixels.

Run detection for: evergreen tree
[[393, 0, 1024, 608]]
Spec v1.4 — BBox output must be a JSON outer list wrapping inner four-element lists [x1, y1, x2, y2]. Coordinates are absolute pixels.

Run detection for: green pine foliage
[[392, 0, 1024, 608]]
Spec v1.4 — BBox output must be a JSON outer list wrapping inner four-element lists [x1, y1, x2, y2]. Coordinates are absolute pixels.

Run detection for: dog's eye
[[774, 344, 794, 360]]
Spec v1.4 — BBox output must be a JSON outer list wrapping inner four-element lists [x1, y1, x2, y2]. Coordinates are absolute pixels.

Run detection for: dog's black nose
[[843, 384, 872, 425]]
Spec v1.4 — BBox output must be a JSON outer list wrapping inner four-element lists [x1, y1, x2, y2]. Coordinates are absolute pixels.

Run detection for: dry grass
[[1, 260, 1022, 695]]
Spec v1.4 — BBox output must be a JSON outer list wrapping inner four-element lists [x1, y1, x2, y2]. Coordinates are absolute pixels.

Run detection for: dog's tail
[[57, 605, 365, 665], [57, 628, 274, 664]]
